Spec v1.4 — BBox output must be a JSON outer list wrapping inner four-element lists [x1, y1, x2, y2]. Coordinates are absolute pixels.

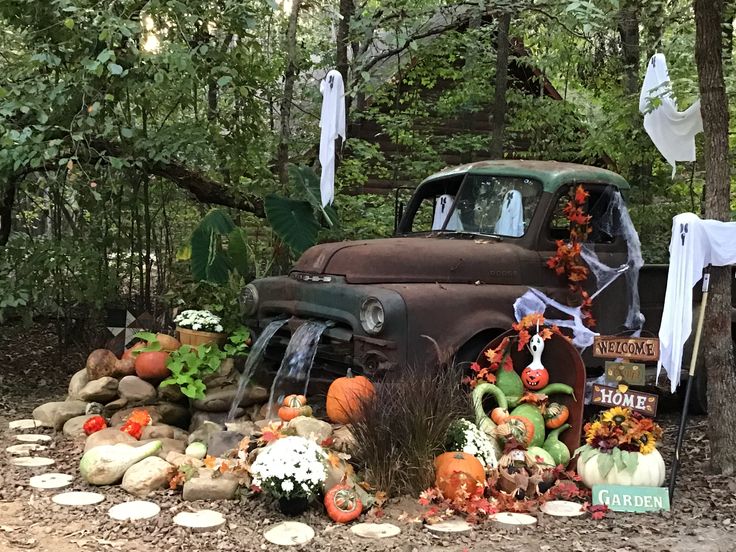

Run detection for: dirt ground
[[0, 323, 734, 552]]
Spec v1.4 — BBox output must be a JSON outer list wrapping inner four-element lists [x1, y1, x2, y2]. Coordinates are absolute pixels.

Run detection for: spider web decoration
[[105, 308, 155, 356]]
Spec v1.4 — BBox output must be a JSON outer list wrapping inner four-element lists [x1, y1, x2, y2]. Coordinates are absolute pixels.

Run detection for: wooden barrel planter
[[477, 330, 585, 459]]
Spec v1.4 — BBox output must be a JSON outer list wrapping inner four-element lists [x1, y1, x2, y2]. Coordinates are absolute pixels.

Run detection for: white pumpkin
[[576, 448, 665, 488]]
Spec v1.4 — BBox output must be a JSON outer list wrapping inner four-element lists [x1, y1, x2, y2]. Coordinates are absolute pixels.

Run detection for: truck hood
[[293, 237, 529, 285]]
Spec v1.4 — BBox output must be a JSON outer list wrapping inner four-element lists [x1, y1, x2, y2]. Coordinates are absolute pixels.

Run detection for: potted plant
[[575, 407, 665, 488], [174, 309, 226, 347], [250, 436, 327, 515]]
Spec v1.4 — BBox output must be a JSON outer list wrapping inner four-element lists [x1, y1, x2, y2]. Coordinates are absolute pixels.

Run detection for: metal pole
[[668, 267, 710, 502]]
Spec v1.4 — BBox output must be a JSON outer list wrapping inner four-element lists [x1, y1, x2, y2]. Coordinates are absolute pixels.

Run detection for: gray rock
[[118, 376, 157, 404], [189, 410, 242, 432], [68, 369, 90, 401], [188, 421, 224, 445], [201, 358, 236, 389], [206, 431, 244, 458], [191, 384, 268, 413], [62, 414, 98, 438], [122, 456, 174, 497], [84, 427, 137, 452], [165, 451, 204, 469], [79, 376, 119, 403], [182, 469, 239, 501], [244, 403, 264, 422], [142, 424, 188, 441], [85, 402, 105, 415], [224, 419, 256, 437], [103, 398, 128, 416], [33, 400, 88, 430], [288, 416, 332, 443], [111, 403, 190, 429]]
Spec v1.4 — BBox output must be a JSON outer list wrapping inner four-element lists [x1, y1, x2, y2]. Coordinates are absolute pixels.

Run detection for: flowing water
[[265, 320, 329, 420], [226, 319, 288, 421]]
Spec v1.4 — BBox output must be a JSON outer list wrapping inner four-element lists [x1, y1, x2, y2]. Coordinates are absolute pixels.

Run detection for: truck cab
[[242, 160, 645, 388]]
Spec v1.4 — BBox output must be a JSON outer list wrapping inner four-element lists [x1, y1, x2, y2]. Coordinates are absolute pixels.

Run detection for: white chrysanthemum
[[281, 480, 294, 493]]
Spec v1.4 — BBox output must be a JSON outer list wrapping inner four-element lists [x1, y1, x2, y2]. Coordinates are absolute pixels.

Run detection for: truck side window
[[548, 185, 617, 244], [411, 197, 436, 232]]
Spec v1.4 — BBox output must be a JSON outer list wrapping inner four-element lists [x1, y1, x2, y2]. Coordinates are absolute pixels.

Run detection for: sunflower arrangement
[[583, 407, 662, 455]]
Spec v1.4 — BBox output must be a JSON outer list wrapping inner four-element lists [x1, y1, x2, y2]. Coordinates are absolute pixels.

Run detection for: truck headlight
[[240, 284, 259, 316], [360, 297, 384, 335]]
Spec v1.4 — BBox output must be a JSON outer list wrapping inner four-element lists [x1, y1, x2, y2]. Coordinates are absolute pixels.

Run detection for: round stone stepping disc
[[108, 501, 160, 521], [540, 500, 585, 517], [29, 473, 74, 490], [7, 443, 48, 456], [16, 434, 52, 443], [9, 419, 43, 430], [10, 456, 55, 468], [426, 518, 473, 533], [264, 522, 315, 546], [52, 492, 105, 506], [173, 510, 226, 533], [490, 512, 538, 527], [350, 523, 401, 539]]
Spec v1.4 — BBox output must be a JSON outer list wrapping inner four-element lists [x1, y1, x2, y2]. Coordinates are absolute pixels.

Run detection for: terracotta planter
[[176, 327, 227, 348]]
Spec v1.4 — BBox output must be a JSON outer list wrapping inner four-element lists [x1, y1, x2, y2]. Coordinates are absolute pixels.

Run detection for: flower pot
[[277, 495, 310, 516], [576, 447, 665, 488], [176, 327, 227, 348]]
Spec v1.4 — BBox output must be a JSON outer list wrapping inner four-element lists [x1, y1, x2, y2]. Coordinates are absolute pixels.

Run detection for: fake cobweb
[[514, 187, 645, 350]]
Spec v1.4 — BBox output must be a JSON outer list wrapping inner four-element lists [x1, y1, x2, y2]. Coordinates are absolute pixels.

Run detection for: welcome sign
[[593, 336, 660, 362], [593, 484, 670, 513]]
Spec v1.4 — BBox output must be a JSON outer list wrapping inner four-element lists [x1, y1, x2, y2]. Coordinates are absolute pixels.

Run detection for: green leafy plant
[[161, 343, 227, 400]]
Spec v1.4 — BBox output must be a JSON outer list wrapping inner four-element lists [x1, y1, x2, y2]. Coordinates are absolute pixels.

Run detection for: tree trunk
[[276, 0, 303, 187], [724, 0, 735, 65], [336, 0, 353, 87], [489, 12, 511, 160], [618, 0, 641, 96], [695, 0, 736, 475], [0, 178, 18, 246]]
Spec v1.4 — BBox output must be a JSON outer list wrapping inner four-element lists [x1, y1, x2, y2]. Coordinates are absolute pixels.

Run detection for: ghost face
[[522, 366, 549, 390]]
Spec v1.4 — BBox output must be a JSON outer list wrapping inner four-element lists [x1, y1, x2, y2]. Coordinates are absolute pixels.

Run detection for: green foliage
[[188, 209, 248, 285], [161, 343, 227, 400]]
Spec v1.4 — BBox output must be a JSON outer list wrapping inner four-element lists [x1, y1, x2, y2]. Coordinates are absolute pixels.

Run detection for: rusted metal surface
[[478, 331, 586, 455]]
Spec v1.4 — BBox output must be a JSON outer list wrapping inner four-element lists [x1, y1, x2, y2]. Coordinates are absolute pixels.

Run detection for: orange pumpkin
[[326, 370, 375, 424], [491, 407, 509, 425], [283, 394, 307, 407], [521, 366, 549, 390], [434, 452, 485, 501], [122, 342, 146, 361], [544, 402, 569, 429], [135, 351, 170, 380]]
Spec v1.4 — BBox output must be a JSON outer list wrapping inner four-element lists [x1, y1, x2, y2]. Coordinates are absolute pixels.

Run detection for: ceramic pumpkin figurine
[[521, 333, 549, 391], [326, 369, 375, 424]]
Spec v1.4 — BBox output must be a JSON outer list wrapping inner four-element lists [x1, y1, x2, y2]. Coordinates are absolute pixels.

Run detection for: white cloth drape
[[494, 189, 524, 237], [432, 194, 461, 230], [639, 53, 703, 177], [657, 213, 736, 392], [319, 70, 346, 207]]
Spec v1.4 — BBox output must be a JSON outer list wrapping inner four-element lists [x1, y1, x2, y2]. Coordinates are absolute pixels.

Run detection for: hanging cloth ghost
[[319, 70, 346, 207], [432, 194, 462, 230], [494, 189, 524, 237], [639, 53, 703, 178], [657, 213, 736, 392]]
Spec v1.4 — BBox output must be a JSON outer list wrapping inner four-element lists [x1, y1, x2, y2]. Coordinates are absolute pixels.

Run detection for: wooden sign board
[[593, 484, 670, 513], [593, 336, 659, 362], [591, 384, 658, 416], [604, 361, 646, 386]]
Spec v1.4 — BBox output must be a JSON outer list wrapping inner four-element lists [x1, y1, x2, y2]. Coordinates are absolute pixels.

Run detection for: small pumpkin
[[521, 366, 549, 390], [122, 342, 146, 361], [324, 484, 363, 523], [543, 402, 570, 429], [278, 404, 313, 422], [490, 407, 509, 425], [496, 416, 535, 447], [283, 394, 307, 407], [326, 369, 375, 424], [135, 351, 170, 380], [434, 451, 486, 501]]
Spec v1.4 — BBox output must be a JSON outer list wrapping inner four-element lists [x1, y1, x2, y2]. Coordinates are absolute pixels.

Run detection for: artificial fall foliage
[[82, 415, 107, 435]]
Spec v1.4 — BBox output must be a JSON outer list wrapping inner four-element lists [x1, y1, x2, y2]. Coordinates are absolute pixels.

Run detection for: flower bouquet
[[576, 407, 665, 488], [174, 309, 226, 347], [250, 436, 327, 515]]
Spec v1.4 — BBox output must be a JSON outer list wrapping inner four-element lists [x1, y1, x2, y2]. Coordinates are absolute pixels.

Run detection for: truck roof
[[421, 160, 630, 193]]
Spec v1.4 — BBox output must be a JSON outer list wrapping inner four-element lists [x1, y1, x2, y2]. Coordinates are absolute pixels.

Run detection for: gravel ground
[[0, 323, 734, 551]]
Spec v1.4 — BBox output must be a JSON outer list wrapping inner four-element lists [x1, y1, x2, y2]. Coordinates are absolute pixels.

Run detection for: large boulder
[[288, 416, 332, 443], [118, 376, 157, 404], [206, 431, 244, 458], [158, 384, 187, 404], [67, 369, 90, 401], [191, 384, 268, 413], [111, 403, 190, 429], [63, 414, 98, 439], [79, 376, 119, 403], [188, 421, 224, 445], [182, 469, 239, 501], [33, 400, 88, 430], [103, 398, 128, 416], [122, 456, 174, 497], [201, 358, 237, 389], [165, 451, 204, 469], [84, 427, 137, 452], [189, 411, 242, 432], [224, 419, 256, 437]]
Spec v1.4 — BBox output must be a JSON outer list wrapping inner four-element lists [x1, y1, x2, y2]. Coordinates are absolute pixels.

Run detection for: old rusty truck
[[241, 160, 711, 411]]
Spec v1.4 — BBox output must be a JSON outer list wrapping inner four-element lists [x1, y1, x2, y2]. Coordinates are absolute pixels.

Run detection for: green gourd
[[80, 440, 162, 485], [510, 403, 546, 448], [543, 423, 571, 466], [495, 366, 524, 405], [472, 382, 508, 436], [527, 446, 555, 467]]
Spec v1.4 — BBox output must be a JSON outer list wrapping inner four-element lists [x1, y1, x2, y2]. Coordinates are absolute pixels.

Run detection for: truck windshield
[[438, 174, 543, 237]]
